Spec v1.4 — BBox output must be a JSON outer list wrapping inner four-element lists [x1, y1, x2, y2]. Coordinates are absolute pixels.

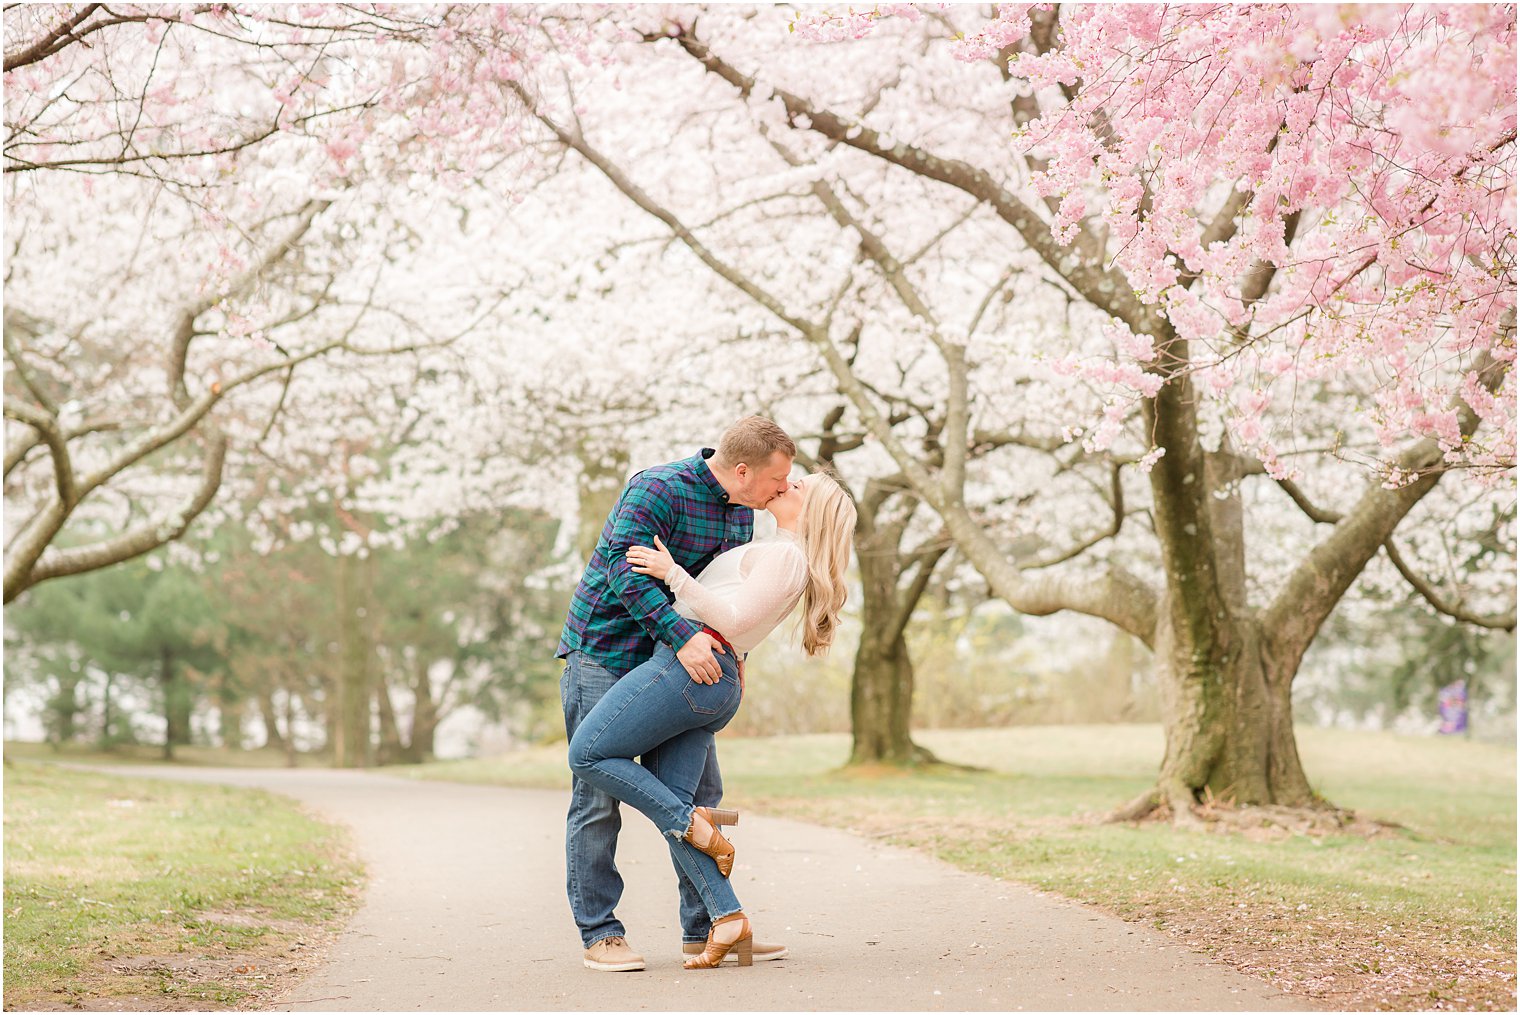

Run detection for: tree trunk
[[333, 552, 372, 768], [98, 672, 115, 748], [577, 442, 631, 562], [1149, 435, 1316, 810], [282, 690, 299, 769], [256, 688, 286, 751], [160, 647, 182, 761], [410, 653, 439, 761], [373, 673, 408, 765], [849, 520, 932, 765], [217, 681, 244, 750], [1152, 613, 1315, 815], [44, 671, 83, 744]]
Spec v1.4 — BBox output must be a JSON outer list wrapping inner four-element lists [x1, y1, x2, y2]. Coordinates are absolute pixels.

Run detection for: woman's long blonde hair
[[795, 471, 857, 656]]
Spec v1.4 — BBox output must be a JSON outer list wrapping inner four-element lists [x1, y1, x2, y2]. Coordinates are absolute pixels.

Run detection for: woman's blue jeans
[[567, 641, 744, 925]]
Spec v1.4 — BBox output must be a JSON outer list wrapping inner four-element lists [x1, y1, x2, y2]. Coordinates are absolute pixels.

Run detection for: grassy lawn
[[1, 740, 335, 769], [3, 760, 362, 1011], [402, 724, 1517, 1012]]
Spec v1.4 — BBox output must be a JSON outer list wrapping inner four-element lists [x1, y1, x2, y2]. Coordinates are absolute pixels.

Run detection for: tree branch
[[885, 534, 951, 644], [1382, 537, 1516, 631], [1262, 342, 1512, 670], [168, 197, 330, 407], [507, 79, 818, 337], [3, 397, 76, 507], [661, 28, 1157, 333], [18, 433, 228, 597], [3, 3, 101, 72], [1022, 460, 1126, 568]]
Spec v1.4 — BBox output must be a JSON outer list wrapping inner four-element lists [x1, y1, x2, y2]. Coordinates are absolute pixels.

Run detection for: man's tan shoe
[[584, 935, 646, 972], [683, 939, 787, 963]]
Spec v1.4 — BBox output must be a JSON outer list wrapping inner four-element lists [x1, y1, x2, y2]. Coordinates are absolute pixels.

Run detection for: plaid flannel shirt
[[557, 448, 753, 677]]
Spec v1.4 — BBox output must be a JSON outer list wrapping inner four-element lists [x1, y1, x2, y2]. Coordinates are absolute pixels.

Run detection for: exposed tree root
[[1197, 800, 1405, 840], [1163, 778, 1207, 830], [843, 741, 986, 774], [1104, 783, 1404, 839], [1106, 786, 1162, 823]]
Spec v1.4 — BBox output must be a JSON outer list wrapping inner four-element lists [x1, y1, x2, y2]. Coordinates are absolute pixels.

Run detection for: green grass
[[401, 724, 1516, 1010], [3, 760, 362, 1010], [2, 739, 335, 768]]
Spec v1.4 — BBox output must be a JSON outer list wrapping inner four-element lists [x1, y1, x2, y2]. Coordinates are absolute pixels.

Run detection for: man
[[557, 416, 796, 971]]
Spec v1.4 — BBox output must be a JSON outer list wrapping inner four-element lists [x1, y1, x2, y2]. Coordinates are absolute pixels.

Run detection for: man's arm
[[605, 480, 725, 683]]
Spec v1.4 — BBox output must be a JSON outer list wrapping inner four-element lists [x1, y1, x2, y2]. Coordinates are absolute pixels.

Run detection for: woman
[[566, 471, 856, 969]]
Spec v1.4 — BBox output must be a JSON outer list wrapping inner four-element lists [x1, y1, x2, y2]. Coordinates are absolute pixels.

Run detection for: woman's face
[[767, 478, 807, 526]]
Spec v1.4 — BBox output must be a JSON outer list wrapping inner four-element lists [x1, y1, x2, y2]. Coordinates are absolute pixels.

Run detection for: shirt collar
[[693, 448, 736, 506]]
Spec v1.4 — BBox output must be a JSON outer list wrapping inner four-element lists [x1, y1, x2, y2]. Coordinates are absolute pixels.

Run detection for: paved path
[[94, 765, 1311, 1012]]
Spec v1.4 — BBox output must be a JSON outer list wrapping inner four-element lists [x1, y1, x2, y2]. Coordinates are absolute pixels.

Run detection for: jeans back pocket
[[681, 671, 740, 718]]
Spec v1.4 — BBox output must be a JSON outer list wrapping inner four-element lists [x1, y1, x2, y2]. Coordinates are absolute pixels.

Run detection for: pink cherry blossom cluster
[[787, 3, 1516, 485]]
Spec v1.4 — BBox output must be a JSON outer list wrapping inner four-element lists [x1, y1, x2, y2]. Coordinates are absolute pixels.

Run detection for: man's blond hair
[[715, 415, 795, 468]]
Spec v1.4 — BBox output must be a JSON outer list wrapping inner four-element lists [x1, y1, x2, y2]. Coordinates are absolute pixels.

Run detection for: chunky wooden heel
[[685, 806, 736, 877], [707, 807, 739, 826], [683, 912, 752, 970]]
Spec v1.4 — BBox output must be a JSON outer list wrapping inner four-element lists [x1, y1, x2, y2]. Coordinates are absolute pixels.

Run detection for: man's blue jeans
[[561, 649, 728, 946]]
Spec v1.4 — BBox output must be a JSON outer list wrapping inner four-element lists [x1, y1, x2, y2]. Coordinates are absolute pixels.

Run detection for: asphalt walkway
[[96, 765, 1312, 1012]]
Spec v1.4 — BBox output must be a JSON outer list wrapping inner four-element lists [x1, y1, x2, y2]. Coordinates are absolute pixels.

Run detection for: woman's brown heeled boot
[[683, 911, 752, 969], [684, 806, 738, 877]]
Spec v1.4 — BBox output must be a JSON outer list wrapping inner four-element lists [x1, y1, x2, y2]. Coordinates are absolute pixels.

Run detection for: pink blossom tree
[[646, 4, 1516, 820]]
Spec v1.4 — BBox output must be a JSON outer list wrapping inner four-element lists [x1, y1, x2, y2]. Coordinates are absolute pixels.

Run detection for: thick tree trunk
[[850, 633, 927, 765], [849, 520, 933, 765], [1153, 613, 1315, 815]]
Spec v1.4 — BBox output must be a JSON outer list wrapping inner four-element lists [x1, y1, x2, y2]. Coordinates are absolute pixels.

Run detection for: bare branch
[[3, 397, 76, 507], [660, 28, 1157, 333], [168, 197, 331, 405], [886, 533, 951, 644], [508, 79, 819, 336], [1382, 537, 1516, 631], [1273, 474, 1343, 524], [3, 308, 60, 413], [19, 433, 228, 596], [1022, 461, 1127, 568], [3, 3, 101, 72]]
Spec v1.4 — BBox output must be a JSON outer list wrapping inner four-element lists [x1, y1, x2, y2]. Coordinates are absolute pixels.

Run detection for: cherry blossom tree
[[651, 4, 1517, 820], [8, 3, 1513, 795], [490, 9, 1106, 765], [2, 3, 586, 602]]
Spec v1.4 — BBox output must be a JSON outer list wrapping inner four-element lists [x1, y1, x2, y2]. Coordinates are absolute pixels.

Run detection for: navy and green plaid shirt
[[557, 448, 753, 677]]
